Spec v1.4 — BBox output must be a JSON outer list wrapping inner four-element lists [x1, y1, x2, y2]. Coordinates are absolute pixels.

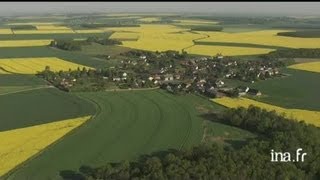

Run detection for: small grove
[[49, 37, 122, 51], [59, 106, 320, 180]]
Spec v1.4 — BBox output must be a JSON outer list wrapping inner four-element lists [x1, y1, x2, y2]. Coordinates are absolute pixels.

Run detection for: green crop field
[[0, 74, 47, 94], [0, 88, 95, 131], [6, 90, 251, 179], [0, 74, 45, 86], [224, 68, 320, 111]]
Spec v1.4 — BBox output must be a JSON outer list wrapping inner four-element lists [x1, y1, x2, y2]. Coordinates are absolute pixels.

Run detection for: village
[[38, 50, 285, 98]]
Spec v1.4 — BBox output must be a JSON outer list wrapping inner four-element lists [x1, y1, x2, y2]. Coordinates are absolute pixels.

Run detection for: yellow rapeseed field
[[0, 40, 52, 47], [212, 97, 320, 127], [288, 61, 320, 73], [105, 24, 206, 52], [186, 45, 274, 56], [0, 116, 91, 177], [196, 30, 320, 49], [0, 57, 93, 74], [109, 32, 140, 40], [0, 29, 13, 34], [0, 69, 10, 74]]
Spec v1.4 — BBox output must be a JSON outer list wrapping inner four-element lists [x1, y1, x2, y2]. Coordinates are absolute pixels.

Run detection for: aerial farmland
[[0, 2, 320, 180]]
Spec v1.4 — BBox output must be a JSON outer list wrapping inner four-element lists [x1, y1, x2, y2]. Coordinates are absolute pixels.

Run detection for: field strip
[[86, 93, 137, 163], [0, 86, 53, 96], [0, 57, 93, 74], [288, 61, 320, 73], [0, 40, 52, 47], [212, 97, 320, 127], [133, 92, 164, 151]]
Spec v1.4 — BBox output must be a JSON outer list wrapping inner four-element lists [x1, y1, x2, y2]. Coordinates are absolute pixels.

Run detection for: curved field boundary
[[156, 91, 193, 150], [182, 31, 210, 52], [1, 116, 91, 179], [132, 92, 165, 152]]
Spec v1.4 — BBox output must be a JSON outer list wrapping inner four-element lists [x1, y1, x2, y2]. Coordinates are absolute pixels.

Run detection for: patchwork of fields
[[212, 97, 320, 127], [195, 30, 320, 49], [103, 24, 320, 56], [0, 88, 95, 131], [106, 24, 206, 52], [2, 19, 320, 56], [7, 90, 240, 179], [224, 68, 320, 111], [0, 116, 90, 177], [1, 22, 110, 35], [1, 15, 320, 179]]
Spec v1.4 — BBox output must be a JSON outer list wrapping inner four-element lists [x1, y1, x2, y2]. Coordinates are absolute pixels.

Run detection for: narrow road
[[104, 86, 160, 92]]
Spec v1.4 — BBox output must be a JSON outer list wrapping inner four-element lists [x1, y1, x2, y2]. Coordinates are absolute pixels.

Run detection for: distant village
[[38, 50, 286, 98]]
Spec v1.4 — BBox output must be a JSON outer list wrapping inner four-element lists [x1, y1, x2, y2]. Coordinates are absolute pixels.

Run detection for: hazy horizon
[[0, 2, 320, 17]]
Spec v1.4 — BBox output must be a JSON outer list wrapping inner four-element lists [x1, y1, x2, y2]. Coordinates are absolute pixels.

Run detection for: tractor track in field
[[156, 91, 193, 150], [134, 92, 164, 152], [0, 85, 54, 96], [87, 92, 141, 163], [80, 93, 116, 163]]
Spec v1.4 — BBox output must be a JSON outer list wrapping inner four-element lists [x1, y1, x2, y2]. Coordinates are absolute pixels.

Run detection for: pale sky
[[0, 2, 320, 17]]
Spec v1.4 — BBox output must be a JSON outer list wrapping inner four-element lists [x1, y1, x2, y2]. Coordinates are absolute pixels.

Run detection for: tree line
[[262, 48, 320, 59]]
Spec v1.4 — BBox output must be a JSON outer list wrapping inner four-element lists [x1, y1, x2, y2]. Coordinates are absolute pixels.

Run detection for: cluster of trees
[[121, 50, 187, 60], [37, 66, 110, 92], [190, 26, 223, 32], [86, 36, 122, 45], [59, 106, 320, 179], [50, 39, 89, 51], [262, 48, 320, 59], [50, 37, 122, 51], [10, 25, 37, 30], [278, 30, 320, 38]]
